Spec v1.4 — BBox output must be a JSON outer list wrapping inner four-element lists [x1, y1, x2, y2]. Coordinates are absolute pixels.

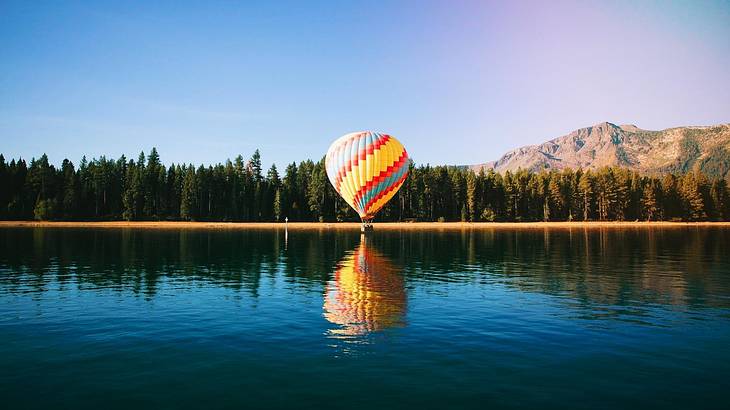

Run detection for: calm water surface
[[1, 227, 729, 409]]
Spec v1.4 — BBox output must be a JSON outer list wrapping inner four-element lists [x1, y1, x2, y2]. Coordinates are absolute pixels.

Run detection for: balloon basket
[[361, 222, 374, 233]]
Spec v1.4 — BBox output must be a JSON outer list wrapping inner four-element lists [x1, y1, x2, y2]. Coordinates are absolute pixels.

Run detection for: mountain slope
[[470, 122, 730, 179]]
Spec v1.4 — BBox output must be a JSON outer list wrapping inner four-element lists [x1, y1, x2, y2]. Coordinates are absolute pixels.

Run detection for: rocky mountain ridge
[[469, 122, 730, 179]]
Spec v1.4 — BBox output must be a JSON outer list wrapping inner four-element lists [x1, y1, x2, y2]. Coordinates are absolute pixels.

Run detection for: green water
[[1, 227, 729, 409]]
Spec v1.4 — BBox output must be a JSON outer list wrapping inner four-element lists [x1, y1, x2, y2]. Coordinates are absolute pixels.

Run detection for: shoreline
[[1, 221, 729, 230]]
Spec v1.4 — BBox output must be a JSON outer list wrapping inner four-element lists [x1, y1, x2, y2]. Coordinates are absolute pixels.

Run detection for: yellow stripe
[[366, 134, 374, 183], [372, 142, 381, 188], [346, 139, 361, 211], [358, 137, 366, 191], [382, 138, 403, 177]]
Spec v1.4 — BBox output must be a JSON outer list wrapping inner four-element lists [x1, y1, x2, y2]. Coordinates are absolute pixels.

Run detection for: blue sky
[[1, 0, 729, 168]]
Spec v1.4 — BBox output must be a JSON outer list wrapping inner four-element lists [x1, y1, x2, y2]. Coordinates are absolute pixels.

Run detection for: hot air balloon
[[325, 131, 409, 231]]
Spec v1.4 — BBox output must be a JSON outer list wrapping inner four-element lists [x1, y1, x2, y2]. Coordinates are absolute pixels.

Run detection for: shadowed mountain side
[[470, 123, 730, 179]]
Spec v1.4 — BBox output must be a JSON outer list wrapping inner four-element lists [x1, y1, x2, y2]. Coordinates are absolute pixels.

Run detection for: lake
[[1, 226, 729, 409]]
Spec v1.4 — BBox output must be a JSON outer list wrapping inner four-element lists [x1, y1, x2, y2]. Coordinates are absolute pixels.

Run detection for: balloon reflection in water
[[324, 237, 406, 338]]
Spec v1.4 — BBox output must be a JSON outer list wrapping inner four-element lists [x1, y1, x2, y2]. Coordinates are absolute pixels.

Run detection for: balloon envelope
[[325, 131, 409, 221]]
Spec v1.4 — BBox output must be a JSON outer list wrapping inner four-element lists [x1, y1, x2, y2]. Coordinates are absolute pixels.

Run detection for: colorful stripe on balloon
[[325, 131, 409, 219]]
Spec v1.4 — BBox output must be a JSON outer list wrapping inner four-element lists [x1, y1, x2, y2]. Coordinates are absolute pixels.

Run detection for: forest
[[1, 148, 728, 222]]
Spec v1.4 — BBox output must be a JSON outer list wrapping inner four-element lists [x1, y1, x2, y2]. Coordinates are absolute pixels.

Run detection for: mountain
[[469, 122, 730, 179]]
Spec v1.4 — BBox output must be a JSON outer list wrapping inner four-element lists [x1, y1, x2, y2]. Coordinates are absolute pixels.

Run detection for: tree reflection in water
[[2, 227, 729, 315]]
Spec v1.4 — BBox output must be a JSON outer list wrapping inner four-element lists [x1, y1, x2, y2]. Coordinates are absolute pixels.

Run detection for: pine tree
[[6, 158, 29, 218], [628, 172, 643, 220], [273, 189, 282, 222], [482, 169, 501, 220], [503, 171, 518, 221], [122, 160, 140, 221], [282, 162, 298, 221], [681, 172, 707, 221], [233, 155, 246, 220], [450, 169, 465, 221], [595, 168, 617, 221], [28, 154, 53, 203], [267, 164, 281, 188], [660, 174, 680, 220], [548, 172, 563, 221], [466, 171, 476, 222], [536, 172, 550, 222], [180, 166, 197, 221], [61, 159, 78, 218], [641, 179, 658, 221], [613, 168, 630, 221], [121, 152, 146, 219], [558, 168, 578, 221], [249, 149, 263, 183], [166, 165, 180, 219], [710, 179, 729, 220], [307, 159, 327, 221], [297, 160, 314, 221], [143, 148, 161, 217]]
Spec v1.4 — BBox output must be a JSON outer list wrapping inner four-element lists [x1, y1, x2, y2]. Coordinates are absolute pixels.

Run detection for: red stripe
[[351, 149, 408, 212]]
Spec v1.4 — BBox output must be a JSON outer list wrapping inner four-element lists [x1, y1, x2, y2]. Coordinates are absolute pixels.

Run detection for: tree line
[[1, 148, 728, 222]]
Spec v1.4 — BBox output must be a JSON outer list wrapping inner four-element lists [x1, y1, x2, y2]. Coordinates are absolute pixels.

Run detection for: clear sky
[[1, 0, 729, 168]]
